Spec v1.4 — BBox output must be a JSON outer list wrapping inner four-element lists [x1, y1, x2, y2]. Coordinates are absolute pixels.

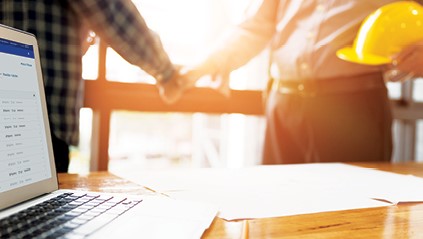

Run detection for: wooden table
[[58, 162, 423, 238]]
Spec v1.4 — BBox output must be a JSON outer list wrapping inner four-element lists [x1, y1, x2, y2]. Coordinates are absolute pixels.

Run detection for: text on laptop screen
[[0, 37, 52, 193]]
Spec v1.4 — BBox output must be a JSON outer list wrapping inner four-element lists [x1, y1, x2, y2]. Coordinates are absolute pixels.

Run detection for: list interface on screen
[[0, 37, 51, 193]]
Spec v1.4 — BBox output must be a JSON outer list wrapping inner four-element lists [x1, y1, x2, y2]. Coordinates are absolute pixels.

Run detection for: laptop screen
[[0, 25, 58, 210], [0, 37, 52, 193]]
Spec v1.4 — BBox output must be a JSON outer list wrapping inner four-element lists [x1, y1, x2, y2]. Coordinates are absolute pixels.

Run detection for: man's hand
[[386, 40, 423, 82], [157, 60, 227, 104], [179, 63, 230, 97], [157, 68, 198, 104]]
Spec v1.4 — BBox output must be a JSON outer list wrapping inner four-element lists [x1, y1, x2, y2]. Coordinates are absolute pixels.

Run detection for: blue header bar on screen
[[0, 37, 34, 59]]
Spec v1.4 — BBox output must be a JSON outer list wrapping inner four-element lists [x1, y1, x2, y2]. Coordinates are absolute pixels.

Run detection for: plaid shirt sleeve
[[68, 0, 175, 83]]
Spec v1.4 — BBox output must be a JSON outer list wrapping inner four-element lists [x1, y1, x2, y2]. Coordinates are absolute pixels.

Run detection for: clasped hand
[[157, 65, 209, 104]]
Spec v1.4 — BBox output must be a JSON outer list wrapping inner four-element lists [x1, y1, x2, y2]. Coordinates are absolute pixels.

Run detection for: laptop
[[0, 24, 217, 239]]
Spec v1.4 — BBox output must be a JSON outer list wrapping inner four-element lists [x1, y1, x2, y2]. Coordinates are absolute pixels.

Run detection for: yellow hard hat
[[337, 1, 423, 65]]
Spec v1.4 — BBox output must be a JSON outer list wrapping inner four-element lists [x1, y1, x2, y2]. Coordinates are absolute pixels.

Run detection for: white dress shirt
[[207, 0, 398, 81]]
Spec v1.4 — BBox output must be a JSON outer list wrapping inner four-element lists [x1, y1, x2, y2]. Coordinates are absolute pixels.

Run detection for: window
[[71, 0, 265, 173]]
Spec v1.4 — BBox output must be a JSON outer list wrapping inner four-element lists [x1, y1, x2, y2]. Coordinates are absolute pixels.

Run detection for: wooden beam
[[83, 81, 264, 115]]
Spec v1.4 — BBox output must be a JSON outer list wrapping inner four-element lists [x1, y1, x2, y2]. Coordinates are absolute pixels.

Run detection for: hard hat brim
[[336, 47, 391, 66]]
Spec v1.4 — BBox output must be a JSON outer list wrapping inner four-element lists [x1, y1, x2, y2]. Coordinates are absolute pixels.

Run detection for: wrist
[[156, 67, 176, 84]]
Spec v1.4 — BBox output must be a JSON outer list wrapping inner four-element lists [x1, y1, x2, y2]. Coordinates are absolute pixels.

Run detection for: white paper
[[113, 163, 423, 220]]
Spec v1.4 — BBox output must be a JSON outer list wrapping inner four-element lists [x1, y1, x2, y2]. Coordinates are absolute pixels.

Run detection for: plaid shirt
[[0, 0, 174, 146]]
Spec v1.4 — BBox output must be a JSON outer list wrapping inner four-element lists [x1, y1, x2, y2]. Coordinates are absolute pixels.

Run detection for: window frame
[[84, 41, 263, 170], [84, 41, 422, 171]]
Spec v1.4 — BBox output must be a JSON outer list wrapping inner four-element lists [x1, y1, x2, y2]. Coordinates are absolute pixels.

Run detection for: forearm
[[69, 0, 175, 83], [202, 0, 277, 75]]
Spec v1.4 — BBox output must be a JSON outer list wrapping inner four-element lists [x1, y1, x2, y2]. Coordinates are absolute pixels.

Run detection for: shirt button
[[298, 84, 305, 91]]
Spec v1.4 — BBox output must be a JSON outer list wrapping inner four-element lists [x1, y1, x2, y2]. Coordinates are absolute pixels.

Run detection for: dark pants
[[263, 74, 393, 164], [51, 133, 70, 173]]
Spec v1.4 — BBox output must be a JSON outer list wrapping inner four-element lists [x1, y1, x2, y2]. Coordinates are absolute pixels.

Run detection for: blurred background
[[70, 0, 423, 174]]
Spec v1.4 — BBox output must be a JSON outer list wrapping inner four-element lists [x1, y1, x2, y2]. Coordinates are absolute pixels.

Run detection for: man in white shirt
[[175, 0, 423, 164]]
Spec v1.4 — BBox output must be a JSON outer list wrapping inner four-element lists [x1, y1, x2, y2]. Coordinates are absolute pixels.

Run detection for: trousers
[[262, 72, 393, 164]]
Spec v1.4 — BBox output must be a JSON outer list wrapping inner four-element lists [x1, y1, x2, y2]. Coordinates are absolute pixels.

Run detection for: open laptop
[[0, 24, 217, 239]]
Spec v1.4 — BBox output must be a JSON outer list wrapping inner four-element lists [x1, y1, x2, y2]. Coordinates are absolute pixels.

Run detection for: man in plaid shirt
[[0, 0, 181, 172]]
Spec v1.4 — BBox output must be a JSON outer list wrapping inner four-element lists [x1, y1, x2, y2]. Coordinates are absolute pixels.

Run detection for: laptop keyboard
[[0, 192, 142, 239]]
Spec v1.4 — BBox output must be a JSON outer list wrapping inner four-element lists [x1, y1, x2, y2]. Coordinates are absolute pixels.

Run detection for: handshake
[[156, 62, 229, 104], [156, 65, 202, 105]]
